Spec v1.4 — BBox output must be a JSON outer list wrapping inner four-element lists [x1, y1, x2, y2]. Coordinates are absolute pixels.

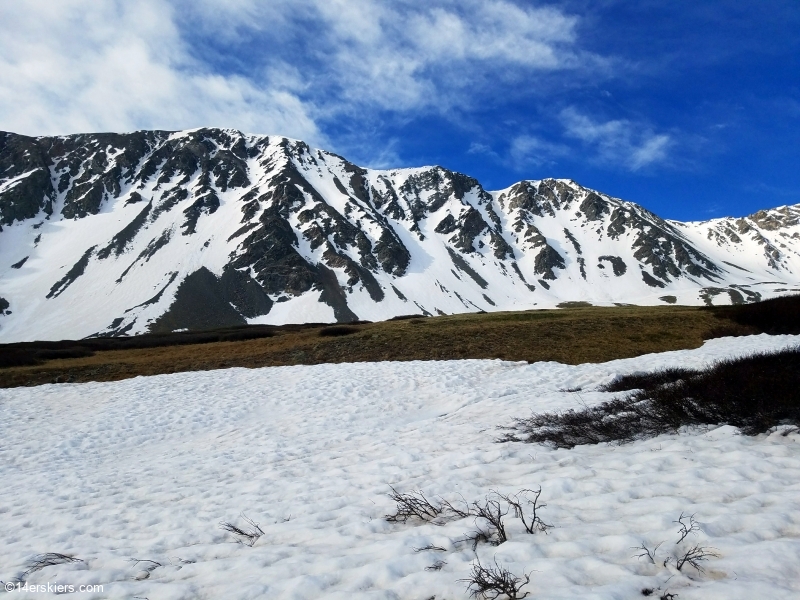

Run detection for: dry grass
[[0, 304, 756, 387]]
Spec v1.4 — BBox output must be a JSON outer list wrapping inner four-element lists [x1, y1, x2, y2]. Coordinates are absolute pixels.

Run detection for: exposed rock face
[[1, 127, 799, 342], [0, 132, 55, 224], [46, 246, 96, 299], [149, 267, 257, 333], [598, 256, 627, 276]]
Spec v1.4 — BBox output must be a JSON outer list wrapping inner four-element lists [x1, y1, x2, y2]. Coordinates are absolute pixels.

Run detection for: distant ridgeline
[[1, 128, 799, 341]]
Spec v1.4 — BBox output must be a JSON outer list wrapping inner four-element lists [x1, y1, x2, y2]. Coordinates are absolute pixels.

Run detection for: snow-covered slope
[[1, 335, 799, 599], [1, 128, 799, 341]]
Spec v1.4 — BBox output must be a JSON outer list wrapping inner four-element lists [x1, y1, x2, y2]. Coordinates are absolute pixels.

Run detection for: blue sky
[[1, 0, 797, 220]]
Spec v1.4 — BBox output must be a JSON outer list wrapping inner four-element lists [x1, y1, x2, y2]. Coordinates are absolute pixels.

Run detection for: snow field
[[1, 334, 799, 599]]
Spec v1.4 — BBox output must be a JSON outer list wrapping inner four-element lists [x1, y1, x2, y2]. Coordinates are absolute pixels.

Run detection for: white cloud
[[629, 134, 672, 170], [0, 0, 323, 140], [468, 142, 499, 157], [0, 0, 590, 138], [0, 0, 679, 181], [409, 3, 577, 67], [297, 0, 586, 112], [508, 134, 569, 169], [560, 107, 673, 170]]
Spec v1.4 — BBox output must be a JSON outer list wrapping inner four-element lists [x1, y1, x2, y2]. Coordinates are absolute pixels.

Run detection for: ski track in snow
[[1, 334, 799, 599]]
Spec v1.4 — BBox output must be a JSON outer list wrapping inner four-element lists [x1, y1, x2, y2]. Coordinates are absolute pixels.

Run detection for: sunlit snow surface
[[2, 335, 800, 599]]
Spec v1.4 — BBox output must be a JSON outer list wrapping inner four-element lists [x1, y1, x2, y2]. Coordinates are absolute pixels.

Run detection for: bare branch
[[219, 513, 264, 546], [460, 557, 531, 600], [674, 512, 700, 544], [459, 528, 497, 552], [22, 553, 84, 578], [425, 560, 447, 571], [129, 559, 162, 571], [632, 541, 664, 564], [471, 498, 509, 546], [496, 488, 552, 535], [675, 544, 720, 572], [385, 487, 444, 524], [441, 494, 473, 519], [413, 544, 447, 553]]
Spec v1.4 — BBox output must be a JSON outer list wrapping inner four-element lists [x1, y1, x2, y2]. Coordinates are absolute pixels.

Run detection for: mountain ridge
[[1, 127, 799, 342]]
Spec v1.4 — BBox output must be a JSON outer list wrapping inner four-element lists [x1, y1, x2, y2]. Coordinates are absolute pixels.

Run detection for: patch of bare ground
[[2, 296, 797, 388]]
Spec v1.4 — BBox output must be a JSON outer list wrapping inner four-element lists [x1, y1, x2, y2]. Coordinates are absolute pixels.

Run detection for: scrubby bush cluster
[[709, 293, 800, 335], [386, 487, 550, 542], [460, 558, 531, 599], [387, 487, 549, 599], [505, 347, 800, 448], [318, 325, 361, 337], [0, 318, 380, 368], [0, 325, 282, 367], [635, 512, 720, 600], [635, 513, 719, 573]]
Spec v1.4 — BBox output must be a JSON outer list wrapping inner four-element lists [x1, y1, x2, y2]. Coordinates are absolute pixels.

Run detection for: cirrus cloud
[[559, 107, 673, 171]]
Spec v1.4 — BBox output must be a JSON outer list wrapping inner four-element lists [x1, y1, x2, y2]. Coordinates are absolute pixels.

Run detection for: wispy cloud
[[0, 0, 593, 140], [0, 2, 322, 144], [1, 0, 664, 178], [559, 107, 673, 171], [0, 0, 327, 141], [468, 142, 501, 159], [252, 0, 592, 115], [507, 135, 570, 169]]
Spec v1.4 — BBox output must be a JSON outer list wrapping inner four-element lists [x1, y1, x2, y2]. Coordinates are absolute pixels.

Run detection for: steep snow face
[[1, 335, 800, 599], [1, 128, 799, 341]]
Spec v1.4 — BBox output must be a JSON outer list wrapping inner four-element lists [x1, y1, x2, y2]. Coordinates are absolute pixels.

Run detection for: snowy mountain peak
[[1, 128, 799, 341]]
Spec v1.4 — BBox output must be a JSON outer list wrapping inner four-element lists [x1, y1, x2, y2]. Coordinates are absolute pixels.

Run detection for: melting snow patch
[[1, 334, 799, 599]]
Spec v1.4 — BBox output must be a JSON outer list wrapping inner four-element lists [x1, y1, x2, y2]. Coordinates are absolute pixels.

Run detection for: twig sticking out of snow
[[385, 487, 444, 523], [386, 487, 474, 524], [496, 488, 552, 535], [470, 498, 509, 547], [633, 542, 665, 565], [425, 560, 447, 571], [413, 544, 447, 553], [129, 558, 162, 571], [674, 512, 700, 544], [460, 557, 531, 600], [441, 494, 473, 519], [219, 513, 264, 547], [632, 512, 720, 574], [675, 544, 721, 573], [22, 553, 84, 578]]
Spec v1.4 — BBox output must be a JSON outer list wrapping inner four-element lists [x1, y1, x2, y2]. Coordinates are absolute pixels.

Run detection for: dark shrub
[[600, 367, 695, 393], [0, 325, 282, 368], [36, 347, 94, 360], [0, 350, 40, 368], [318, 325, 360, 337], [218, 330, 275, 342], [0, 346, 94, 367], [710, 294, 800, 335], [387, 314, 427, 321], [557, 301, 592, 308], [506, 347, 800, 448]]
